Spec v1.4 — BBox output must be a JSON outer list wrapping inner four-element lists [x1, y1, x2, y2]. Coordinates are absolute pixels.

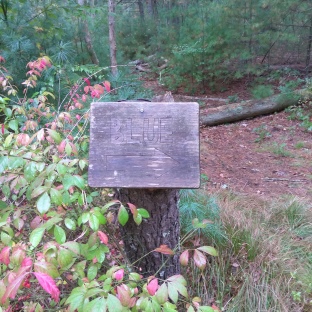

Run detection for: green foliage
[[271, 142, 293, 157], [0, 57, 217, 311], [251, 85, 274, 99], [252, 124, 271, 142], [179, 189, 226, 246], [185, 193, 312, 311]]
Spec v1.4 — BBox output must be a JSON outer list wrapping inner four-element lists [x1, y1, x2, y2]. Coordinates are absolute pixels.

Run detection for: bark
[[108, 0, 118, 75], [77, 0, 99, 65], [147, 0, 157, 19], [116, 189, 180, 279], [305, 17, 312, 70], [137, 0, 144, 21], [83, 20, 99, 65], [200, 91, 304, 127]]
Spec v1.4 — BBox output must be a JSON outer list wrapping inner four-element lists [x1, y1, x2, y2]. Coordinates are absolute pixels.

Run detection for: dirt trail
[[145, 79, 312, 199]]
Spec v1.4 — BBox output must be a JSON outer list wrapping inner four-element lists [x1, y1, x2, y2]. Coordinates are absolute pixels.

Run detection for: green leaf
[[1, 231, 12, 245], [65, 286, 87, 312], [95, 245, 108, 263], [155, 283, 168, 304], [93, 210, 106, 225], [34, 261, 60, 278], [4, 134, 13, 147], [58, 248, 74, 270], [107, 294, 123, 312], [89, 214, 100, 231], [78, 159, 87, 171], [31, 186, 49, 199], [36, 192, 51, 214], [163, 302, 177, 312], [24, 162, 38, 181], [81, 212, 90, 224], [87, 264, 98, 281], [63, 174, 85, 190], [167, 283, 179, 303], [137, 208, 150, 218], [61, 242, 81, 255], [47, 129, 62, 144], [197, 246, 218, 257], [30, 227, 45, 247], [83, 297, 106, 312], [8, 157, 25, 169], [118, 205, 129, 226], [170, 281, 188, 298], [133, 213, 142, 225], [54, 225, 66, 244], [56, 163, 68, 175], [64, 218, 76, 230], [8, 120, 18, 132], [0, 200, 8, 209], [50, 188, 63, 205]]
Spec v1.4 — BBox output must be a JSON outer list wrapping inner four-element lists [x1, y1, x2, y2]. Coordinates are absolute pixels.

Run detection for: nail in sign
[[88, 102, 200, 188]]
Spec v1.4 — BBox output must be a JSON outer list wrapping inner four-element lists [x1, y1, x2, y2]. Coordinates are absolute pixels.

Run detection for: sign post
[[89, 101, 200, 278]]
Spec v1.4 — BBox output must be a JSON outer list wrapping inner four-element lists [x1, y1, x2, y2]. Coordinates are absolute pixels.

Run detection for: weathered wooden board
[[88, 102, 200, 188]]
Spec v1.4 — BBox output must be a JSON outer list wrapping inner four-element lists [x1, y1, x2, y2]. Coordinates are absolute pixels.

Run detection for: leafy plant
[[271, 142, 293, 157], [251, 84, 274, 99], [227, 94, 239, 103], [0, 56, 219, 311], [252, 124, 272, 142]]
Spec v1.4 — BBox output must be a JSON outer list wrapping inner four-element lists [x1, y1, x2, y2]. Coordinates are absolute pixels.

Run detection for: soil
[[144, 78, 312, 199]]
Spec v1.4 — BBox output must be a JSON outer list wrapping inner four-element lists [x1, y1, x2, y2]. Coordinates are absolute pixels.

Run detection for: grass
[[259, 142, 294, 157], [294, 141, 305, 149], [179, 190, 312, 311]]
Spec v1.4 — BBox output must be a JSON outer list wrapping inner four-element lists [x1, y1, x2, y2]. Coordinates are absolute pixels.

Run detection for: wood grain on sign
[[88, 102, 200, 188]]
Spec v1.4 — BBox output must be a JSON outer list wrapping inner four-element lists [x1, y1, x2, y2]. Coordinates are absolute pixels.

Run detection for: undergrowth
[[179, 190, 312, 311]]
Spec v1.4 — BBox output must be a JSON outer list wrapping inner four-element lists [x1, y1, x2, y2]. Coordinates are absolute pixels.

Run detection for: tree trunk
[[137, 0, 145, 21], [116, 189, 180, 279], [83, 21, 99, 65], [200, 91, 303, 127], [78, 0, 99, 65], [108, 0, 118, 76], [305, 17, 312, 71], [147, 0, 157, 19]]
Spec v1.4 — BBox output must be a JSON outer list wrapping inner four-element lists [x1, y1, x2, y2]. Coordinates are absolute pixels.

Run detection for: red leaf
[[116, 284, 131, 307], [98, 231, 109, 245], [113, 269, 124, 281], [212, 304, 221, 311], [1, 266, 31, 303], [1, 124, 4, 135], [84, 85, 90, 94], [57, 140, 66, 154], [0, 246, 10, 266], [33, 272, 60, 302], [154, 245, 175, 255], [179, 250, 189, 266], [127, 203, 138, 218], [103, 80, 111, 92], [193, 250, 206, 270], [84, 78, 91, 86], [147, 278, 158, 296], [21, 257, 33, 267]]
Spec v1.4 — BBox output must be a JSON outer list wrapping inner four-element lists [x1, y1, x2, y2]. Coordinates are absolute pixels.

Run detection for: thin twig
[[262, 177, 307, 183]]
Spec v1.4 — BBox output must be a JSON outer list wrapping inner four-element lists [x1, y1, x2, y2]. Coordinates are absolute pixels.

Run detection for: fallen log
[[200, 89, 307, 127]]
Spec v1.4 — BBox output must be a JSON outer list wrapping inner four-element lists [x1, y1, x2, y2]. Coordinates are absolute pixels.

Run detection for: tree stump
[[116, 188, 180, 279]]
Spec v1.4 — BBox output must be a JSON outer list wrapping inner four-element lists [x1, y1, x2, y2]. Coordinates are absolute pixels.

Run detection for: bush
[[0, 56, 218, 311]]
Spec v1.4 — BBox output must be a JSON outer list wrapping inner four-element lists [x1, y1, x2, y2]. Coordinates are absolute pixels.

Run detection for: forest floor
[[144, 77, 312, 200]]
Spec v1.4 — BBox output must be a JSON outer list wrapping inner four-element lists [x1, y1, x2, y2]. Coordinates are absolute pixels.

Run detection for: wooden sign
[[88, 102, 200, 188]]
